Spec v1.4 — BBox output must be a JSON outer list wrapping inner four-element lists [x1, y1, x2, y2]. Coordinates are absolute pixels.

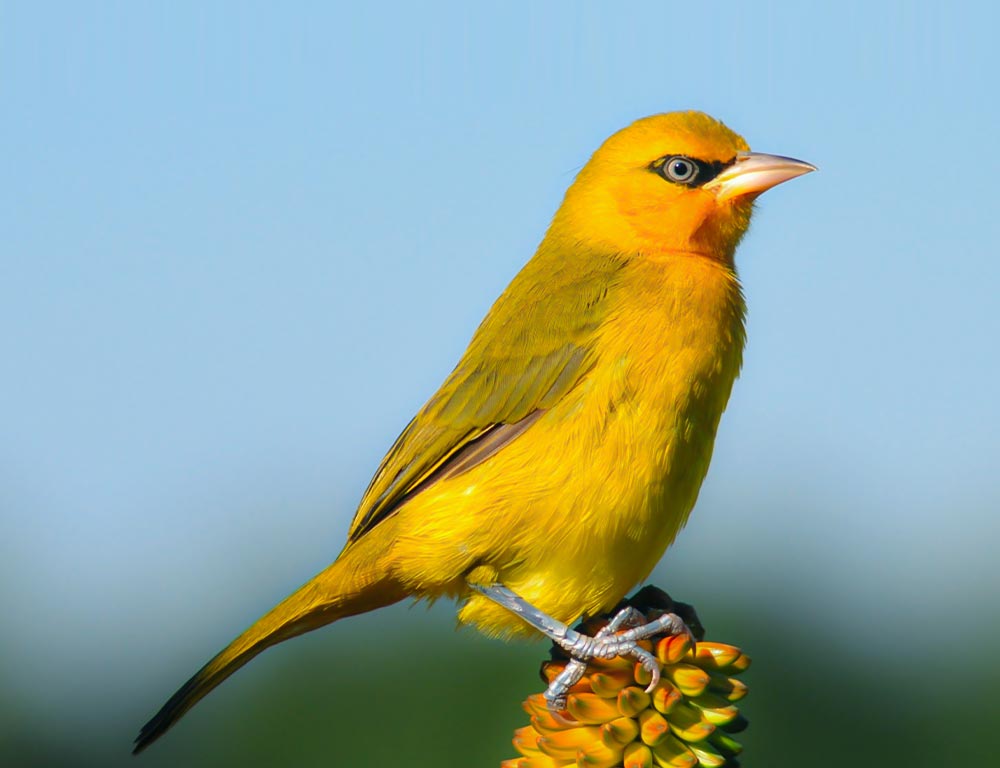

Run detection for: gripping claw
[[469, 584, 695, 711]]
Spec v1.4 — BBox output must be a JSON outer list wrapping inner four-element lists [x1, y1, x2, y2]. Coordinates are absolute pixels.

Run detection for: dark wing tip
[[132, 674, 201, 755], [132, 705, 173, 755], [132, 720, 161, 755]]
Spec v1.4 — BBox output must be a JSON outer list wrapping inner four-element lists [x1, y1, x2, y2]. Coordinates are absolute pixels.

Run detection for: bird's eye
[[662, 156, 698, 184]]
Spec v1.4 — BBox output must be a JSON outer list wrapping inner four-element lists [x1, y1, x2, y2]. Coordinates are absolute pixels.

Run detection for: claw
[[544, 657, 587, 712], [547, 706, 579, 727], [599, 606, 645, 635], [637, 653, 661, 695]]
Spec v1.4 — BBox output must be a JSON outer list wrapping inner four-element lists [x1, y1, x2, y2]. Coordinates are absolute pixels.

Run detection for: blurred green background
[[3, 2, 999, 766]]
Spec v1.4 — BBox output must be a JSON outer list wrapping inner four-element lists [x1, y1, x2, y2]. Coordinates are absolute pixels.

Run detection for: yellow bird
[[134, 110, 814, 752]]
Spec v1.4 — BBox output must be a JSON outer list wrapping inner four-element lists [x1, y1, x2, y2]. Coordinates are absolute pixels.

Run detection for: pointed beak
[[704, 152, 817, 202]]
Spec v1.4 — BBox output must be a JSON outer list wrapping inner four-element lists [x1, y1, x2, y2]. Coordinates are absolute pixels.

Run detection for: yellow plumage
[[392, 253, 746, 637], [135, 110, 813, 752]]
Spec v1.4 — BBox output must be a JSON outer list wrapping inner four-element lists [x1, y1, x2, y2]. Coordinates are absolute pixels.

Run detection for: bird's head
[[550, 111, 815, 263]]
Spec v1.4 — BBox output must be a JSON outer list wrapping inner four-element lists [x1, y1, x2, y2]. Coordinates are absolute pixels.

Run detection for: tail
[[133, 539, 404, 754]]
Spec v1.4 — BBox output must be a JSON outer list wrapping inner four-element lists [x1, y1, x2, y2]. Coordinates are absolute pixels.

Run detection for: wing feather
[[346, 251, 624, 542]]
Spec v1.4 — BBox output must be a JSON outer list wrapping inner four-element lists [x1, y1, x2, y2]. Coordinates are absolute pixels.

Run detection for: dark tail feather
[[133, 544, 403, 754]]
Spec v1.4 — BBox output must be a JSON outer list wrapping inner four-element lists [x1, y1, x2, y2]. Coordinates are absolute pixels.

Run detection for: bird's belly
[[501, 397, 723, 632], [444, 421, 713, 636]]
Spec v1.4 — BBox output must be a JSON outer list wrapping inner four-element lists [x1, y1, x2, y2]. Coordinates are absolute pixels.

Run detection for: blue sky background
[[2, 2, 998, 764]]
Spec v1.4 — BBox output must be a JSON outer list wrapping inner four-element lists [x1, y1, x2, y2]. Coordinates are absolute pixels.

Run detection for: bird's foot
[[543, 605, 693, 710], [468, 583, 696, 713]]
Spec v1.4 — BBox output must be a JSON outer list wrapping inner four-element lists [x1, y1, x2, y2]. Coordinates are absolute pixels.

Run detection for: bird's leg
[[469, 583, 695, 711]]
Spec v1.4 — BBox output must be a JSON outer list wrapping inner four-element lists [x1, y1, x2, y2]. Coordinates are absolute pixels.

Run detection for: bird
[[134, 110, 814, 753]]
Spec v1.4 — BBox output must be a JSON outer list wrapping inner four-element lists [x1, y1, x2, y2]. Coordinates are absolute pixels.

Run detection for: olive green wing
[[346, 253, 623, 543]]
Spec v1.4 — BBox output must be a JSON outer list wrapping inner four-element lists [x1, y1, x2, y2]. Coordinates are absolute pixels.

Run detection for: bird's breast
[[583, 255, 746, 552]]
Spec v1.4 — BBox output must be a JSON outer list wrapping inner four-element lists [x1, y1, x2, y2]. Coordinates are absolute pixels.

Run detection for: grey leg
[[469, 583, 695, 710]]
